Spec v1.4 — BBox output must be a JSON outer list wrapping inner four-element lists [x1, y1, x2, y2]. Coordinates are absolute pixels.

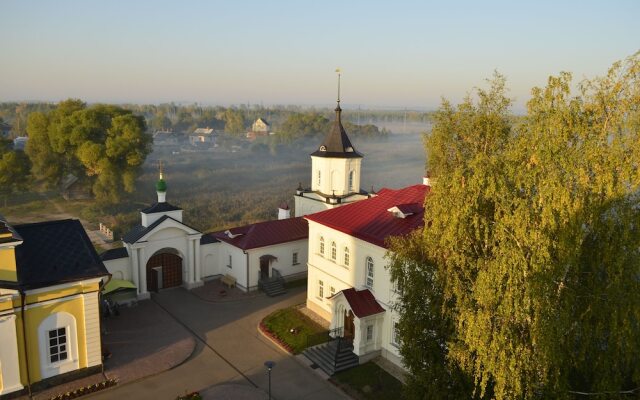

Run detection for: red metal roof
[[341, 288, 385, 318], [305, 184, 429, 248], [211, 217, 308, 250]]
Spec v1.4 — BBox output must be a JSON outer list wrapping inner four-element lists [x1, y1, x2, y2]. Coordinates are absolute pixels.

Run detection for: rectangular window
[[318, 280, 324, 298], [49, 327, 68, 363], [392, 321, 400, 346], [227, 255, 232, 269], [366, 325, 374, 342], [292, 252, 299, 265], [330, 286, 336, 297]]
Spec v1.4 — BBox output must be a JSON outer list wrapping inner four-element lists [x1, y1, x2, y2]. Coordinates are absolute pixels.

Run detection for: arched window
[[365, 257, 374, 289], [348, 170, 355, 192], [344, 247, 350, 266], [319, 236, 325, 255], [331, 241, 337, 261], [38, 312, 79, 379]]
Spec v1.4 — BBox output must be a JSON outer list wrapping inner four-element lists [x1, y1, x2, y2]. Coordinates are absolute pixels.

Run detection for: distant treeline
[[0, 102, 433, 138]]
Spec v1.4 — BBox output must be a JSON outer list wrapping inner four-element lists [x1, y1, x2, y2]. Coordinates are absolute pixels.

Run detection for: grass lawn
[[261, 307, 327, 354], [331, 362, 404, 400]]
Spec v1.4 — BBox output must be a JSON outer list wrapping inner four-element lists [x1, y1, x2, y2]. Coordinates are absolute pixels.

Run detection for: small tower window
[[317, 170, 321, 186], [348, 170, 355, 192]]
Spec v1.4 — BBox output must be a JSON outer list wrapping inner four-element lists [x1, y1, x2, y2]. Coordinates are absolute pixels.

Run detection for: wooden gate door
[[146, 253, 183, 292]]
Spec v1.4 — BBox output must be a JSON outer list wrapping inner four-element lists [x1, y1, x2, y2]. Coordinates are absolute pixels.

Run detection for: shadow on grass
[[330, 361, 404, 400]]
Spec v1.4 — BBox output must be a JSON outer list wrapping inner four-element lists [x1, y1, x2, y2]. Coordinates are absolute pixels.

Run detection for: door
[[146, 252, 182, 292], [260, 257, 269, 280], [344, 310, 355, 340]]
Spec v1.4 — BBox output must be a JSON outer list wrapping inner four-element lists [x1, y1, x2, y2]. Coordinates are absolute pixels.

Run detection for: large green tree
[[26, 99, 152, 203], [0, 139, 31, 196], [389, 54, 640, 399]]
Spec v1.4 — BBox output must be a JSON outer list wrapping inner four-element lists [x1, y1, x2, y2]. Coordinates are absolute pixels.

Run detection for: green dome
[[156, 179, 167, 192]]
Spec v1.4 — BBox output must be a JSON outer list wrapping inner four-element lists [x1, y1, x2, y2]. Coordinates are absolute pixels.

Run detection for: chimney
[[278, 202, 291, 220], [423, 171, 432, 186]]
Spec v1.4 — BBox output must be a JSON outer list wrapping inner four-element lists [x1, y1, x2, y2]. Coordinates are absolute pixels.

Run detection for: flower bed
[[48, 378, 118, 400]]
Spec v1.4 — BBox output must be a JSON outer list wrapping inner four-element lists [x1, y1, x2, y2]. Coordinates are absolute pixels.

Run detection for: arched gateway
[[146, 249, 183, 292]]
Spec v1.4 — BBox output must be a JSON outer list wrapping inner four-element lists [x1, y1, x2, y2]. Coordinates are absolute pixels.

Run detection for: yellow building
[[0, 216, 109, 398]]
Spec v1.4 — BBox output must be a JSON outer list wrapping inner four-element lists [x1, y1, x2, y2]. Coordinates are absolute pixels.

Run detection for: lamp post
[[264, 360, 275, 399]]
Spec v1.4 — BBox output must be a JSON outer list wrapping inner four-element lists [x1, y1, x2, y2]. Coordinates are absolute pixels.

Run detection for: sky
[[1, 0, 639, 111]]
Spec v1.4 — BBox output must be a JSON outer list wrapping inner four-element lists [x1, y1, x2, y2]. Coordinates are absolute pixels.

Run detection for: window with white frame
[[331, 241, 337, 261], [227, 254, 232, 268], [349, 170, 355, 192], [292, 251, 299, 265], [392, 320, 400, 346], [344, 247, 350, 266], [48, 328, 68, 363], [330, 286, 336, 297], [319, 236, 325, 255], [366, 324, 374, 342], [365, 257, 374, 289], [318, 280, 324, 298]]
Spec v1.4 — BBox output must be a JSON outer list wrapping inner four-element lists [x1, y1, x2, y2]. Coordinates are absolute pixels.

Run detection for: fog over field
[[131, 131, 427, 233]]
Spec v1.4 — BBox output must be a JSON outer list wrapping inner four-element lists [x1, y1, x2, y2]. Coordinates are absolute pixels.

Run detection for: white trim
[[23, 293, 85, 311], [25, 278, 103, 296], [38, 312, 80, 379]]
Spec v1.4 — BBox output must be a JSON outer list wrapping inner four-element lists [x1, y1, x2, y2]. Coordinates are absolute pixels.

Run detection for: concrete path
[[87, 287, 348, 400]]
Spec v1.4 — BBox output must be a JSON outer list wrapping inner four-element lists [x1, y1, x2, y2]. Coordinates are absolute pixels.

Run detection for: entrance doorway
[[343, 310, 355, 340], [259, 254, 277, 280], [146, 251, 182, 292]]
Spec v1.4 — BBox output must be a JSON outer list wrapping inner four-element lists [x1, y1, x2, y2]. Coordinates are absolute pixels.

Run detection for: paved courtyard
[[86, 284, 348, 400]]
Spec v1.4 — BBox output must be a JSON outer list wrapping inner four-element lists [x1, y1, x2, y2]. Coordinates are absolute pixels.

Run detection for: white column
[[139, 247, 147, 295], [0, 315, 24, 395], [194, 238, 201, 282], [187, 238, 194, 283], [131, 246, 139, 294]]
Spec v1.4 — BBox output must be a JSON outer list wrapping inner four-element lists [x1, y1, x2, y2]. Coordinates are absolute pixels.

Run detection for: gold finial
[[335, 68, 341, 105]]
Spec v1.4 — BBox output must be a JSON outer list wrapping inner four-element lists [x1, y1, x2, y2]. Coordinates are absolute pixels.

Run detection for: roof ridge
[[14, 218, 77, 228]]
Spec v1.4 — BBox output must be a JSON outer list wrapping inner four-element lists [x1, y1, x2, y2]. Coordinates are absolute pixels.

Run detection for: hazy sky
[[1, 0, 638, 111]]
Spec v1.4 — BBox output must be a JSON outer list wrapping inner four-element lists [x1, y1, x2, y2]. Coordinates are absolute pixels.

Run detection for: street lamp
[[264, 360, 275, 400]]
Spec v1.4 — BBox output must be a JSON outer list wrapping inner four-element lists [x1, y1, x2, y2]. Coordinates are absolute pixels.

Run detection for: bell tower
[[294, 70, 369, 217]]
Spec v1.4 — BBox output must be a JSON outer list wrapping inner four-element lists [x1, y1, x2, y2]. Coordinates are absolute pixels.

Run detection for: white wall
[[246, 239, 308, 289], [199, 242, 220, 278], [306, 220, 405, 367], [103, 257, 130, 281], [217, 243, 248, 290], [311, 156, 362, 196], [141, 209, 183, 227], [0, 314, 23, 395]]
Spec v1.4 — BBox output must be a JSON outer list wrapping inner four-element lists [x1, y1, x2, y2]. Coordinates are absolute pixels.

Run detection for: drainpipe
[[244, 251, 249, 291], [19, 289, 32, 398], [98, 274, 111, 375]]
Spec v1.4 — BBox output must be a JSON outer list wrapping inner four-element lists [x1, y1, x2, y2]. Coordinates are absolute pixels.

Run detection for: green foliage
[[261, 307, 327, 354], [221, 108, 245, 134], [390, 54, 640, 399], [0, 149, 31, 195], [25, 99, 152, 203]]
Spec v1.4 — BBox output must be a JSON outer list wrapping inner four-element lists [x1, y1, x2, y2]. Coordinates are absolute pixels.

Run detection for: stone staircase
[[260, 278, 287, 297], [303, 338, 359, 375]]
